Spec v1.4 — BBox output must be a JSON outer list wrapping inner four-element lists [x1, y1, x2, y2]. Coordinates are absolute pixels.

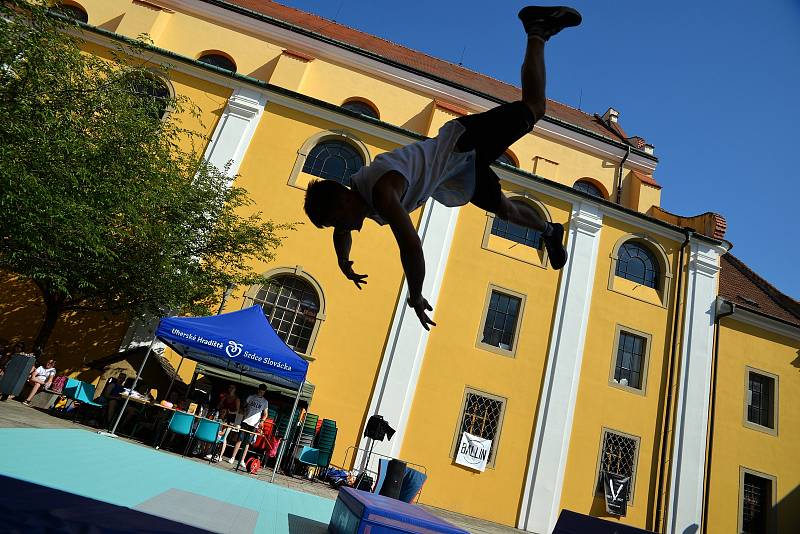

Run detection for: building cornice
[[155, 0, 658, 166], [721, 302, 800, 341]]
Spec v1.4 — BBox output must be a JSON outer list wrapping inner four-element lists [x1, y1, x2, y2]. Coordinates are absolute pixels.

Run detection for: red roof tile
[[216, 0, 635, 145], [719, 254, 800, 327]]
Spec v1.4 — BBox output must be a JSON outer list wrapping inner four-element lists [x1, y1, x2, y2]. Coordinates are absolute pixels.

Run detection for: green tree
[[0, 1, 292, 351]]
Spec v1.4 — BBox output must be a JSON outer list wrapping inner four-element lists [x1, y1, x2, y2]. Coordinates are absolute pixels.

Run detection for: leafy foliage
[[0, 1, 292, 347]]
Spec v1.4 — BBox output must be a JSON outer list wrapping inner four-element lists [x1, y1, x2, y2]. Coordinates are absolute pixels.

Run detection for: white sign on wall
[[455, 432, 492, 472]]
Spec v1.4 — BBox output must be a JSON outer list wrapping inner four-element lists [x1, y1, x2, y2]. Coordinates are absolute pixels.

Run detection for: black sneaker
[[543, 223, 568, 270], [518, 6, 582, 41]]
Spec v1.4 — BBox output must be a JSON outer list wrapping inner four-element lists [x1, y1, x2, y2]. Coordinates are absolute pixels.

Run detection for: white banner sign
[[455, 432, 492, 472]]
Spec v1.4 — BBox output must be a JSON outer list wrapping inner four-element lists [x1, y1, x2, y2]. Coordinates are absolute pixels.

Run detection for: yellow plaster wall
[[400, 191, 570, 524], [558, 218, 679, 530], [301, 60, 435, 135], [706, 319, 800, 532], [510, 132, 619, 202], [636, 183, 662, 214]]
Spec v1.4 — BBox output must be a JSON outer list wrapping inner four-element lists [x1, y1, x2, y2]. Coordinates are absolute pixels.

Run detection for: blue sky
[[281, 1, 800, 298]]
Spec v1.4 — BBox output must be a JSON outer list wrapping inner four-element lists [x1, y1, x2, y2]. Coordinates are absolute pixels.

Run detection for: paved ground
[[0, 399, 524, 534]]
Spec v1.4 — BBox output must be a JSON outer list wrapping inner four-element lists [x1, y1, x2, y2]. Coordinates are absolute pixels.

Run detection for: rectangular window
[[614, 332, 646, 389], [609, 326, 652, 394], [491, 217, 542, 249], [595, 429, 640, 502], [739, 468, 775, 534], [481, 290, 522, 351], [453, 389, 506, 467], [744, 368, 778, 434]]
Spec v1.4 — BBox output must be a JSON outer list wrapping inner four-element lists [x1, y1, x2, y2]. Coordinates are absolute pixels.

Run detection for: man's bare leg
[[521, 37, 546, 121], [496, 195, 547, 232]]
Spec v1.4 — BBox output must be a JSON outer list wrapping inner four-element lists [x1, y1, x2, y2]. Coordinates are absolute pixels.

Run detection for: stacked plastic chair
[[314, 419, 337, 471], [298, 413, 319, 449]]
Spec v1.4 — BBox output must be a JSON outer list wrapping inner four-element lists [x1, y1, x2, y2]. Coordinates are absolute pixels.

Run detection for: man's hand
[[339, 260, 368, 289], [407, 294, 436, 330]]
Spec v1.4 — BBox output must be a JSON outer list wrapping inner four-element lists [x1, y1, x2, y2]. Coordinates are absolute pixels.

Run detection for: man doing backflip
[[304, 6, 581, 330]]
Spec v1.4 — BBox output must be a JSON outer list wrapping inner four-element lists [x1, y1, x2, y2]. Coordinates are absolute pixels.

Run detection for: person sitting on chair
[[21, 357, 56, 406]]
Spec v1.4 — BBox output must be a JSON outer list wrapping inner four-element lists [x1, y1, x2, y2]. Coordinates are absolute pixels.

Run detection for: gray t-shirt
[[350, 120, 476, 225], [242, 394, 269, 427]]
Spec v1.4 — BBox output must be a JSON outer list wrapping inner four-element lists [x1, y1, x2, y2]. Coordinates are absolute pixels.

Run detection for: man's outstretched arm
[[333, 229, 368, 289], [373, 174, 436, 330]]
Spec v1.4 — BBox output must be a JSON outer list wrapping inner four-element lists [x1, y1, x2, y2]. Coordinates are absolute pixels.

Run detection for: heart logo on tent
[[226, 341, 243, 358]]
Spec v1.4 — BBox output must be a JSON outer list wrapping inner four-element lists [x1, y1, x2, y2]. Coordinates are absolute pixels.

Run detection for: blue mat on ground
[[0, 428, 334, 534], [0, 474, 214, 533], [329, 487, 468, 534]]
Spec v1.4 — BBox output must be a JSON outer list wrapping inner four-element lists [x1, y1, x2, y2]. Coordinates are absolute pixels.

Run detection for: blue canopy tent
[[108, 306, 309, 481]]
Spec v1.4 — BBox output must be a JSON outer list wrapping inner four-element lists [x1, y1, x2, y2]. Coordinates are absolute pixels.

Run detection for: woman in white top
[[22, 358, 57, 405], [303, 6, 579, 329]]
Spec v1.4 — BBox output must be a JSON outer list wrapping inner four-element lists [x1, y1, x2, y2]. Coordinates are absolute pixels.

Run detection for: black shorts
[[238, 422, 257, 444], [455, 101, 537, 213]]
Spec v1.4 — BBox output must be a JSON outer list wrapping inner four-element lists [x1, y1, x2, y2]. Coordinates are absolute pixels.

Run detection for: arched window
[[252, 275, 320, 354], [52, 3, 88, 23], [302, 140, 365, 186], [198, 53, 237, 73], [495, 152, 517, 167], [342, 99, 379, 120], [128, 74, 171, 120], [615, 242, 659, 288], [490, 200, 542, 249], [573, 179, 604, 198]]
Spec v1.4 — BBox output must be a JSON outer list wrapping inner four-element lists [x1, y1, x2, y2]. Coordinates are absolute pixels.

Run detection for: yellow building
[[3, 1, 798, 532]]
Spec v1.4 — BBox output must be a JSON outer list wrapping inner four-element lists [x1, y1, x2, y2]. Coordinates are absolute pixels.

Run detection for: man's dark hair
[[304, 179, 348, 228]]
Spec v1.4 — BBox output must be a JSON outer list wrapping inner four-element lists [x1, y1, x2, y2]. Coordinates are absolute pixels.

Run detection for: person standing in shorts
[[227, 384, 269, 467], [303, 6, 581, 330]]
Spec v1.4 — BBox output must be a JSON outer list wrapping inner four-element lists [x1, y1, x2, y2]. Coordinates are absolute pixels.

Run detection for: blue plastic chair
[[156, 411, 196, 455], [295, 446, 320, 478], [74, 383, 103, 407], [190, 419, 224, 463], [64, 381, 103, 422], [62, 378, 81, 400]]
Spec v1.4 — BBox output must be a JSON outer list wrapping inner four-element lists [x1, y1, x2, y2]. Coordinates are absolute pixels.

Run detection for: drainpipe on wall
[[614, 145, 631, 204], [701, 299, 736, 534], [654, 228, 693, 532]]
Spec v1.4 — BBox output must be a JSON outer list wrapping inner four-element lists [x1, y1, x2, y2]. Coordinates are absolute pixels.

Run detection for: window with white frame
[[595, 429, 639, 502], [453, 389, 506, 467], [198, 53, 237, 73], [480, 289, 523, 352], [301, 140, 364, 186], [611, 329, 649, 391], [251, 275, 320, 354], [745, 368, 777, 433], [615, 241, 659, 289], [573, 179, 604, 198], [342, 99, 379, 119], [739, 468, 775, 534]]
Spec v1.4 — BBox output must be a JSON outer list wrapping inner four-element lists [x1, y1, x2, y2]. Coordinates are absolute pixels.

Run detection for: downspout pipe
[[701, 299, 736, 534], [655, 228, 693, 532], [615, 145, 631, 204]]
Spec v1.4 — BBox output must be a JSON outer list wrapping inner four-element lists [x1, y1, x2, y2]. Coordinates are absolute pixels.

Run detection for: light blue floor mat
[[0, 428, 334, 533]]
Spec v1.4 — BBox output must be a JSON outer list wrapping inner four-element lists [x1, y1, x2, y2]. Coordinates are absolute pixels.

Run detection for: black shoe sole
[[518, 6, 582, 38]]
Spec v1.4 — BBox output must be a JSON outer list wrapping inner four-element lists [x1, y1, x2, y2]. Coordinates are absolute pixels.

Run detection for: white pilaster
[[358, 200, 459, 468], [518, 202, 604, 533], [666, 240, 726, 534], [203, 87, 267, 179]]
